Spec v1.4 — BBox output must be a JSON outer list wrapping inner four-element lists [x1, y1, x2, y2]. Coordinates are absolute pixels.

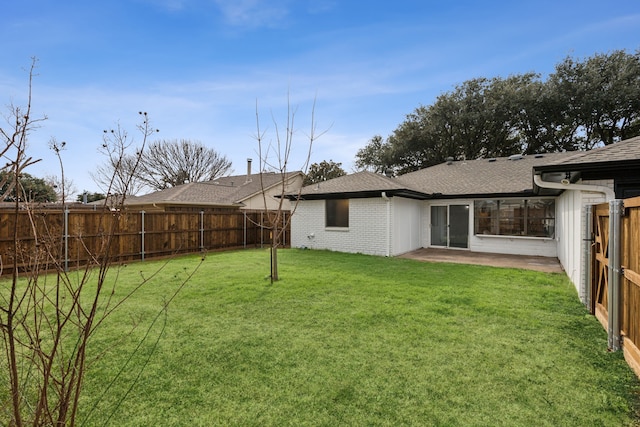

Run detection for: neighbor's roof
[[126, 171, 301, 207]]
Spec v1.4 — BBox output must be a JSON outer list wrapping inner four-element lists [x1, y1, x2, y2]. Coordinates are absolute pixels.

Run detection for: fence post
[[243, 211, 247, 248], [200, 210, 204, 251], [608, 200, 623, 351], [140, 210, 145, 261], [64, 208, 69, 272]]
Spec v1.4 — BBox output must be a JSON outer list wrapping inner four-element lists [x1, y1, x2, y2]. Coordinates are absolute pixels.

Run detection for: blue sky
[[2, 0, 639, 195]]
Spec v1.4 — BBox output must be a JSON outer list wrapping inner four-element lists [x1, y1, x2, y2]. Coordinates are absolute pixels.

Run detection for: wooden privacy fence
[[0, 208, 290, 274], [591, 196, 640, 377]]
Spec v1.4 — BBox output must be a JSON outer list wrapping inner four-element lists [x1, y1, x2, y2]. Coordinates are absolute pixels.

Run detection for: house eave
[[125, 200, 242, 209], [288, 189, 559, 201], [287, 189, 428, 201], [534, 159, 640, 176], [426, 190, 556, 200]]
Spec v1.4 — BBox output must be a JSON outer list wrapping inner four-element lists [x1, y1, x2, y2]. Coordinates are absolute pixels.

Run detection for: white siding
[[555, 179, 612, 293], [391, 197, 422, 255]]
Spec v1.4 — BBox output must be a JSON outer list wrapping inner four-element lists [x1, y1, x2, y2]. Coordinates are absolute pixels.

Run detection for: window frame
[[474, 198, 555, 238], [325, 199, 349, 228]]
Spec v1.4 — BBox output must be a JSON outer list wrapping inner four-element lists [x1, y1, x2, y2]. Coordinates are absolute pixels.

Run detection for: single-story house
[[121, 159, 303, 212], [287, 136, 640, 296]]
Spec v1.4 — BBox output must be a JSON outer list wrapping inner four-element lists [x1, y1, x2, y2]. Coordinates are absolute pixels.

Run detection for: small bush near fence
[[0, 207, 289, 274]]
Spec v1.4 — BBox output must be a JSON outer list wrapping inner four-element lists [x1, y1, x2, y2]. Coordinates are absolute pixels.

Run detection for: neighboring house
[[287, 136, 640, 296], [123, 159, 303, 211]]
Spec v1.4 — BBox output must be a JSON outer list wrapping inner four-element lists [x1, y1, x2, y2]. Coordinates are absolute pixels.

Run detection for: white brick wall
[[291, 197, 393, 256]]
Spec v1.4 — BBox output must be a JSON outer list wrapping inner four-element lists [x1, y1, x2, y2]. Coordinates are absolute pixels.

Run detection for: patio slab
[[399, 248, 564, 274]]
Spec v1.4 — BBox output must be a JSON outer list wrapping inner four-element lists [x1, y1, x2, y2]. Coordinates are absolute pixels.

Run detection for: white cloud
[[212, 0, 291, 28]]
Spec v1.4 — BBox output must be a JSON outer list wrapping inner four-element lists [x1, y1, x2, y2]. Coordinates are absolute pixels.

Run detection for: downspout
[[382, 192, 391, 257], [582, 205, 593, 309]]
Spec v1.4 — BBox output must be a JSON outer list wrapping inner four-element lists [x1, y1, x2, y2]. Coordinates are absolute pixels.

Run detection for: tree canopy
[[355, 49, 640, 174], [77, 191, 106, 203], [0, 172, 57, 203], [303, 160, 347, 185]]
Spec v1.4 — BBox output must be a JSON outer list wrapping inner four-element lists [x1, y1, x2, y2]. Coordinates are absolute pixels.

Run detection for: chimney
[[246, 158, 252, 183]]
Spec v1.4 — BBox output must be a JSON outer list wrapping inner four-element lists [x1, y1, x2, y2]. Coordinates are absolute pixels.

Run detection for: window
[[474, 199, 555, 238], [326, 199, 349, 228]]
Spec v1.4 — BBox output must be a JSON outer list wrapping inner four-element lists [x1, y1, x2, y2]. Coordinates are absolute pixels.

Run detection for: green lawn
[[60, 249, 640, 425]]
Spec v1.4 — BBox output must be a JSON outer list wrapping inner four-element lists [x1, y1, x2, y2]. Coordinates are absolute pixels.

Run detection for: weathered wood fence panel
[[0, 209, 289, 275], [620, 197, 640, 377], [592, 203, 610, 327], [592, 196, 640, 377]]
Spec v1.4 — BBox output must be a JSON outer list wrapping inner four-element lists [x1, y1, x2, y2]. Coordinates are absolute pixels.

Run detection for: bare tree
[[91, 124, 150, 196], [1, 65, 199, 425], [136, 139, 232, 190], [254, 96, 325, 282], [92, 138, 232, 193], [44, 142, 78, 203]]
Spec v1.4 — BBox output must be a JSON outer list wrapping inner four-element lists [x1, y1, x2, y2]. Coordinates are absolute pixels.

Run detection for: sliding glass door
[[430, 205, 469, 249]]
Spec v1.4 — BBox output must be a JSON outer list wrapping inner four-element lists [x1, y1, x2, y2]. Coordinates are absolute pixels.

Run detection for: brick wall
[[291, 198, 390, 256]]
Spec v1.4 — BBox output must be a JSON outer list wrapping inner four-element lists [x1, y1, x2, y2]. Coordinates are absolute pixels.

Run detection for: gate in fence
[[591, 196, 640, 376]]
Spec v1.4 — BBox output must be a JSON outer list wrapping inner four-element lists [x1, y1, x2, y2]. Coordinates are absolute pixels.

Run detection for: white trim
[[474, 234, 555, 241]]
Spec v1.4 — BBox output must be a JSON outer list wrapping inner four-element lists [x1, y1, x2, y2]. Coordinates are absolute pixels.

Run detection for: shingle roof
[[293, 136, 640, 200], [540, 135, 640, 168], [127, 171, 301, 207], [297, 171, 419, 197], [295, 153, 575, 199], [396, 152, 576, 197]]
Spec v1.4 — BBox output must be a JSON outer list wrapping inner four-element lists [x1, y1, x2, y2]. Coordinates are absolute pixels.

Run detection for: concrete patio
[[399, 248, 564, 273]]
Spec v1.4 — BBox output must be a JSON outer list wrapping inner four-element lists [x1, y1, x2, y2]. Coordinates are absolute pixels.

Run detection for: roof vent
[[534, 154, 544, 158], [446, 157, 454, 165], [508, 154, 524, 161], [487, 158, 497, 162], [384, 169, 393, 177]]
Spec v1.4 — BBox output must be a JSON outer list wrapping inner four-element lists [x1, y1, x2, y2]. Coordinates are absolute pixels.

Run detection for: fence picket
[[0, 208, 289, 275]]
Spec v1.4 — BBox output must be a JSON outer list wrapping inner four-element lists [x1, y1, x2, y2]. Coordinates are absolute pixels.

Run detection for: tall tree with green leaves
[[0, 171, 57, 202], [303, 160, 346, 185], [550, 49, 640, 149], [355, 49, 640, 174], [354, 135, 394, 173]]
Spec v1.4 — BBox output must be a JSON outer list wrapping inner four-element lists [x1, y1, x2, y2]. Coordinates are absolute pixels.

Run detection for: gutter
[[533, 174, 615, 201]]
